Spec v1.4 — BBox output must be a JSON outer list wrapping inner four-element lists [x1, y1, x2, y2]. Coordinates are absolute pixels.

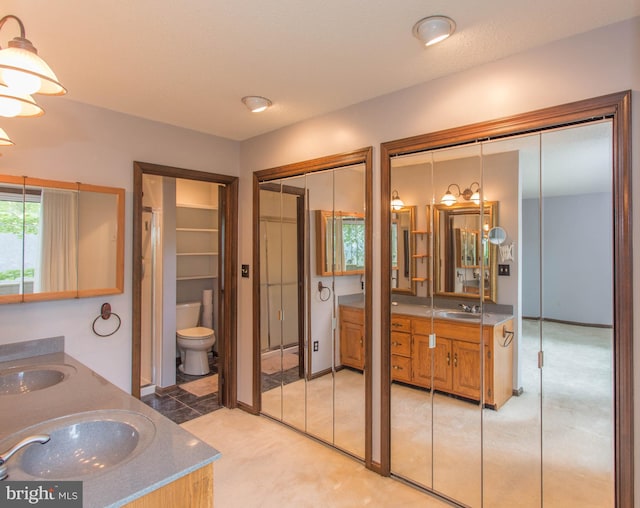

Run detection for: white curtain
[[36, 189, 78, 292]]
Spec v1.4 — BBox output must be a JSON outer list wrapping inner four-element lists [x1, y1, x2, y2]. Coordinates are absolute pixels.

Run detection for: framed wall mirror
[[0, 175, 125, 303], [433, 201, 498, 302], [316, 210, 365, 276]]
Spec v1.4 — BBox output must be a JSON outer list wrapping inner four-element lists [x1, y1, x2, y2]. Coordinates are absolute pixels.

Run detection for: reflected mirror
[[433, 201, 497, 302], [390, 206, 416, 294], [316, 210, 365, 276]]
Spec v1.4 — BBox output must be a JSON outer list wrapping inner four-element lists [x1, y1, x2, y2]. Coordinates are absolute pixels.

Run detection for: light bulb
[[0, 96, 20, 117], [1, 68, 41, 95]]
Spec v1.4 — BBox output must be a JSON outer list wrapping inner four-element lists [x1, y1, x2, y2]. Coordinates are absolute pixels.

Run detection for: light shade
[[0, 85, 43, 117], [0, 16, 66, 96], [0, 127, 13, 146], [412, 16, 456, 46], [440, 191, 457, 206], [390, 190, 405, 211], [242, 96, 272, 113]]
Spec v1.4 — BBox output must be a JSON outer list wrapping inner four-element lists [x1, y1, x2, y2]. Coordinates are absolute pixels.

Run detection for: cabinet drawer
[[340, 306, 364, 325], [412, 317, 431, 336], [434, 320, 487, 343], [391, 315, 411, 332], [391, 354, 412, 383], [391, 332, 410, 356]]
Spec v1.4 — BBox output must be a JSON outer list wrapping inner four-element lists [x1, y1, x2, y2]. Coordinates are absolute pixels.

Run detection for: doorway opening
[[132, 161, 238, 423]]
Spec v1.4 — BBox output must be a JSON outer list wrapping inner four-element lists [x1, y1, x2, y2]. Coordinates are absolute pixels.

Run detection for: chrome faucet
[[459, 303, 480, 314], [0, 434, 50, 480]]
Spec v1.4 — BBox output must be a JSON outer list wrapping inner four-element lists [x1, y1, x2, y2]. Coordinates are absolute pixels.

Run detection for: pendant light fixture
[[0, 84, 43, 117], [0, 127, 13, 146], [0, 15, 66, 96]]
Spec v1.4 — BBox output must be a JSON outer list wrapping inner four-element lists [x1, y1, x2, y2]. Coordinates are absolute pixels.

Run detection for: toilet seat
[[177, 326, 214, 340]]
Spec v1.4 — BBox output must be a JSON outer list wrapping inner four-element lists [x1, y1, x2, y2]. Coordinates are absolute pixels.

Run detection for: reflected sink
[[0, 364, 76, 395], [2, 410, 155, 480], [436, 311, 482, 321]]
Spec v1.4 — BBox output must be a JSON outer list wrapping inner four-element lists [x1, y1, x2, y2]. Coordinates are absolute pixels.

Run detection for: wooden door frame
[[380, 91, 633, 506], [132, 161, 239, 408], [252, 147, 374, 469]]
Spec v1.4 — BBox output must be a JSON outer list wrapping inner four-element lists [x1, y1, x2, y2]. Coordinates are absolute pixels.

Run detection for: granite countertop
[[0, 345, 220, 508], [340, 300, 512, 326]]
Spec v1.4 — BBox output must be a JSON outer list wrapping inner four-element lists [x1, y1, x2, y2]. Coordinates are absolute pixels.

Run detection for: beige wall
[[238, 17, 640, 474], [0, 99, 239, 391]]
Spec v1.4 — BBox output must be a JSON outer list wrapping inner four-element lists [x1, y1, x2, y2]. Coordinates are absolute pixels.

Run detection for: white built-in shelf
[[176, 202, 218, 210], [177, 275, 216, 281], [177, 252, 218, 256], [176, 227, 218, 233]]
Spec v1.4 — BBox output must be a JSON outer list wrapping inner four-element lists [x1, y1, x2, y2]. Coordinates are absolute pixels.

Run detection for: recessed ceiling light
[[412, 16, 456, 47], [241, 96, 273, 113]]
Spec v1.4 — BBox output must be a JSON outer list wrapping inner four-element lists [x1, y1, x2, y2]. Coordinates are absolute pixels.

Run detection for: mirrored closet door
[[381, 92, 630, 507], [255, 148, 372, 462]]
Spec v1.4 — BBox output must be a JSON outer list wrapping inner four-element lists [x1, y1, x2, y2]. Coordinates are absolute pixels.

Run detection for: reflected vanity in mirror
[[316, 210, 365, 276], [433, 201, 498, 302], [0, 175, 125, 303]]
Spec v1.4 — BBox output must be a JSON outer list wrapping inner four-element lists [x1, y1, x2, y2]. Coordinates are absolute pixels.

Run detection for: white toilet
[[176, 301, 216, 376]]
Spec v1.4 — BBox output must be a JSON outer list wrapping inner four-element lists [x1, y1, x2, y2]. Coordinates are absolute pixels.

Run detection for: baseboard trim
[[155, 384, 177, 396], [237, 400, 259, 415]]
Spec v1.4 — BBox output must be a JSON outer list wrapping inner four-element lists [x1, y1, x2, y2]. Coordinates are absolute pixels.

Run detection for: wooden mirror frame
[[316, 210, 366, 276], [380, 91, 633, 506]]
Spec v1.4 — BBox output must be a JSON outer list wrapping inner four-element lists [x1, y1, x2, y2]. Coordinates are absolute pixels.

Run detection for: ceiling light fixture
[[412, 15, 456, 47], [391, 190, 405, 211], [0, 84, 43, 117], [242, 96, 272, 113], [0, 15, 66, 96], [440, 182, 481, 206], [0, 127, 13, 146]]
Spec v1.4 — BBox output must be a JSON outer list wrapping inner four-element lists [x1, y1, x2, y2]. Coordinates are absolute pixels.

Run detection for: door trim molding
[[131, 161, 239, 408], [380, 91, 633, 506]]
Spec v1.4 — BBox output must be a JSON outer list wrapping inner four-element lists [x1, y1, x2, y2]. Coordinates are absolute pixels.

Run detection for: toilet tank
[[176, 301, 201, 330]]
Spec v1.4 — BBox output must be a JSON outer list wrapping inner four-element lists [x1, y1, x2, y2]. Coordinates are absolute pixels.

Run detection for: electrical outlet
[[498, 264, 510, 276], [313, 341, 319, 352], [241, 264, 250, 278]]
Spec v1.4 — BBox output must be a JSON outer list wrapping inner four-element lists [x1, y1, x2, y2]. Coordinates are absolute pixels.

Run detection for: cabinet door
[[340, 321, 364, 370], [452, 340, 481, 400], [411, 334, 432, 388], [432, 338, 452, 391]]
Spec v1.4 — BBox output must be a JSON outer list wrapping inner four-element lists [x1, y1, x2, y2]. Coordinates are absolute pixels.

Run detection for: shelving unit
[[175, 179, 220, 305], [411, 229, 432, 295]]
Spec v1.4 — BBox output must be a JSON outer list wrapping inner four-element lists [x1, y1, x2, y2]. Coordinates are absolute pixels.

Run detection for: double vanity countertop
[[340, 298, 513, 326], [0, 340, 220, 507]]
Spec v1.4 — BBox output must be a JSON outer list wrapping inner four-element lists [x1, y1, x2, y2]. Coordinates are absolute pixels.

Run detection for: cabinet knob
[[447, 352, 451, 366], [454, 353, 458, 368]]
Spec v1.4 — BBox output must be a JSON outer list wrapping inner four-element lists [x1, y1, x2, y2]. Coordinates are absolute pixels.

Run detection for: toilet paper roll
[[202, 303, 213, 329], [202, 289, 213, 305]]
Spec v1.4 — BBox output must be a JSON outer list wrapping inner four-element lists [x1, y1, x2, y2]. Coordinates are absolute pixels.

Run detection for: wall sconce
[[440, 182, 481, 206], [241, 96, 273, 113], [0, 15, 66, 96], [391, 190, 405, 210]]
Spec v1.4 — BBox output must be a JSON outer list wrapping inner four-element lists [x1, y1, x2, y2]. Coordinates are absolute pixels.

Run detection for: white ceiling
[[3, 1, 639, 141]]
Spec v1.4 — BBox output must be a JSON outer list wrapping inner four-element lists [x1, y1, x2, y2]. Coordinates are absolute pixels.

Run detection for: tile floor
[[141, 352, 222, 424]]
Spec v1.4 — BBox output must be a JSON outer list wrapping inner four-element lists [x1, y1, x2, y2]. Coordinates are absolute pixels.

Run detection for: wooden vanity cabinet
[[390, 316, 411, 383], [394, 313, 514, 410], [339, 306, 365, 370]]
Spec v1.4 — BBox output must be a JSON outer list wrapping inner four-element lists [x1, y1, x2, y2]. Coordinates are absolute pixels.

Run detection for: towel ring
[[92, 303, 121, 337]]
